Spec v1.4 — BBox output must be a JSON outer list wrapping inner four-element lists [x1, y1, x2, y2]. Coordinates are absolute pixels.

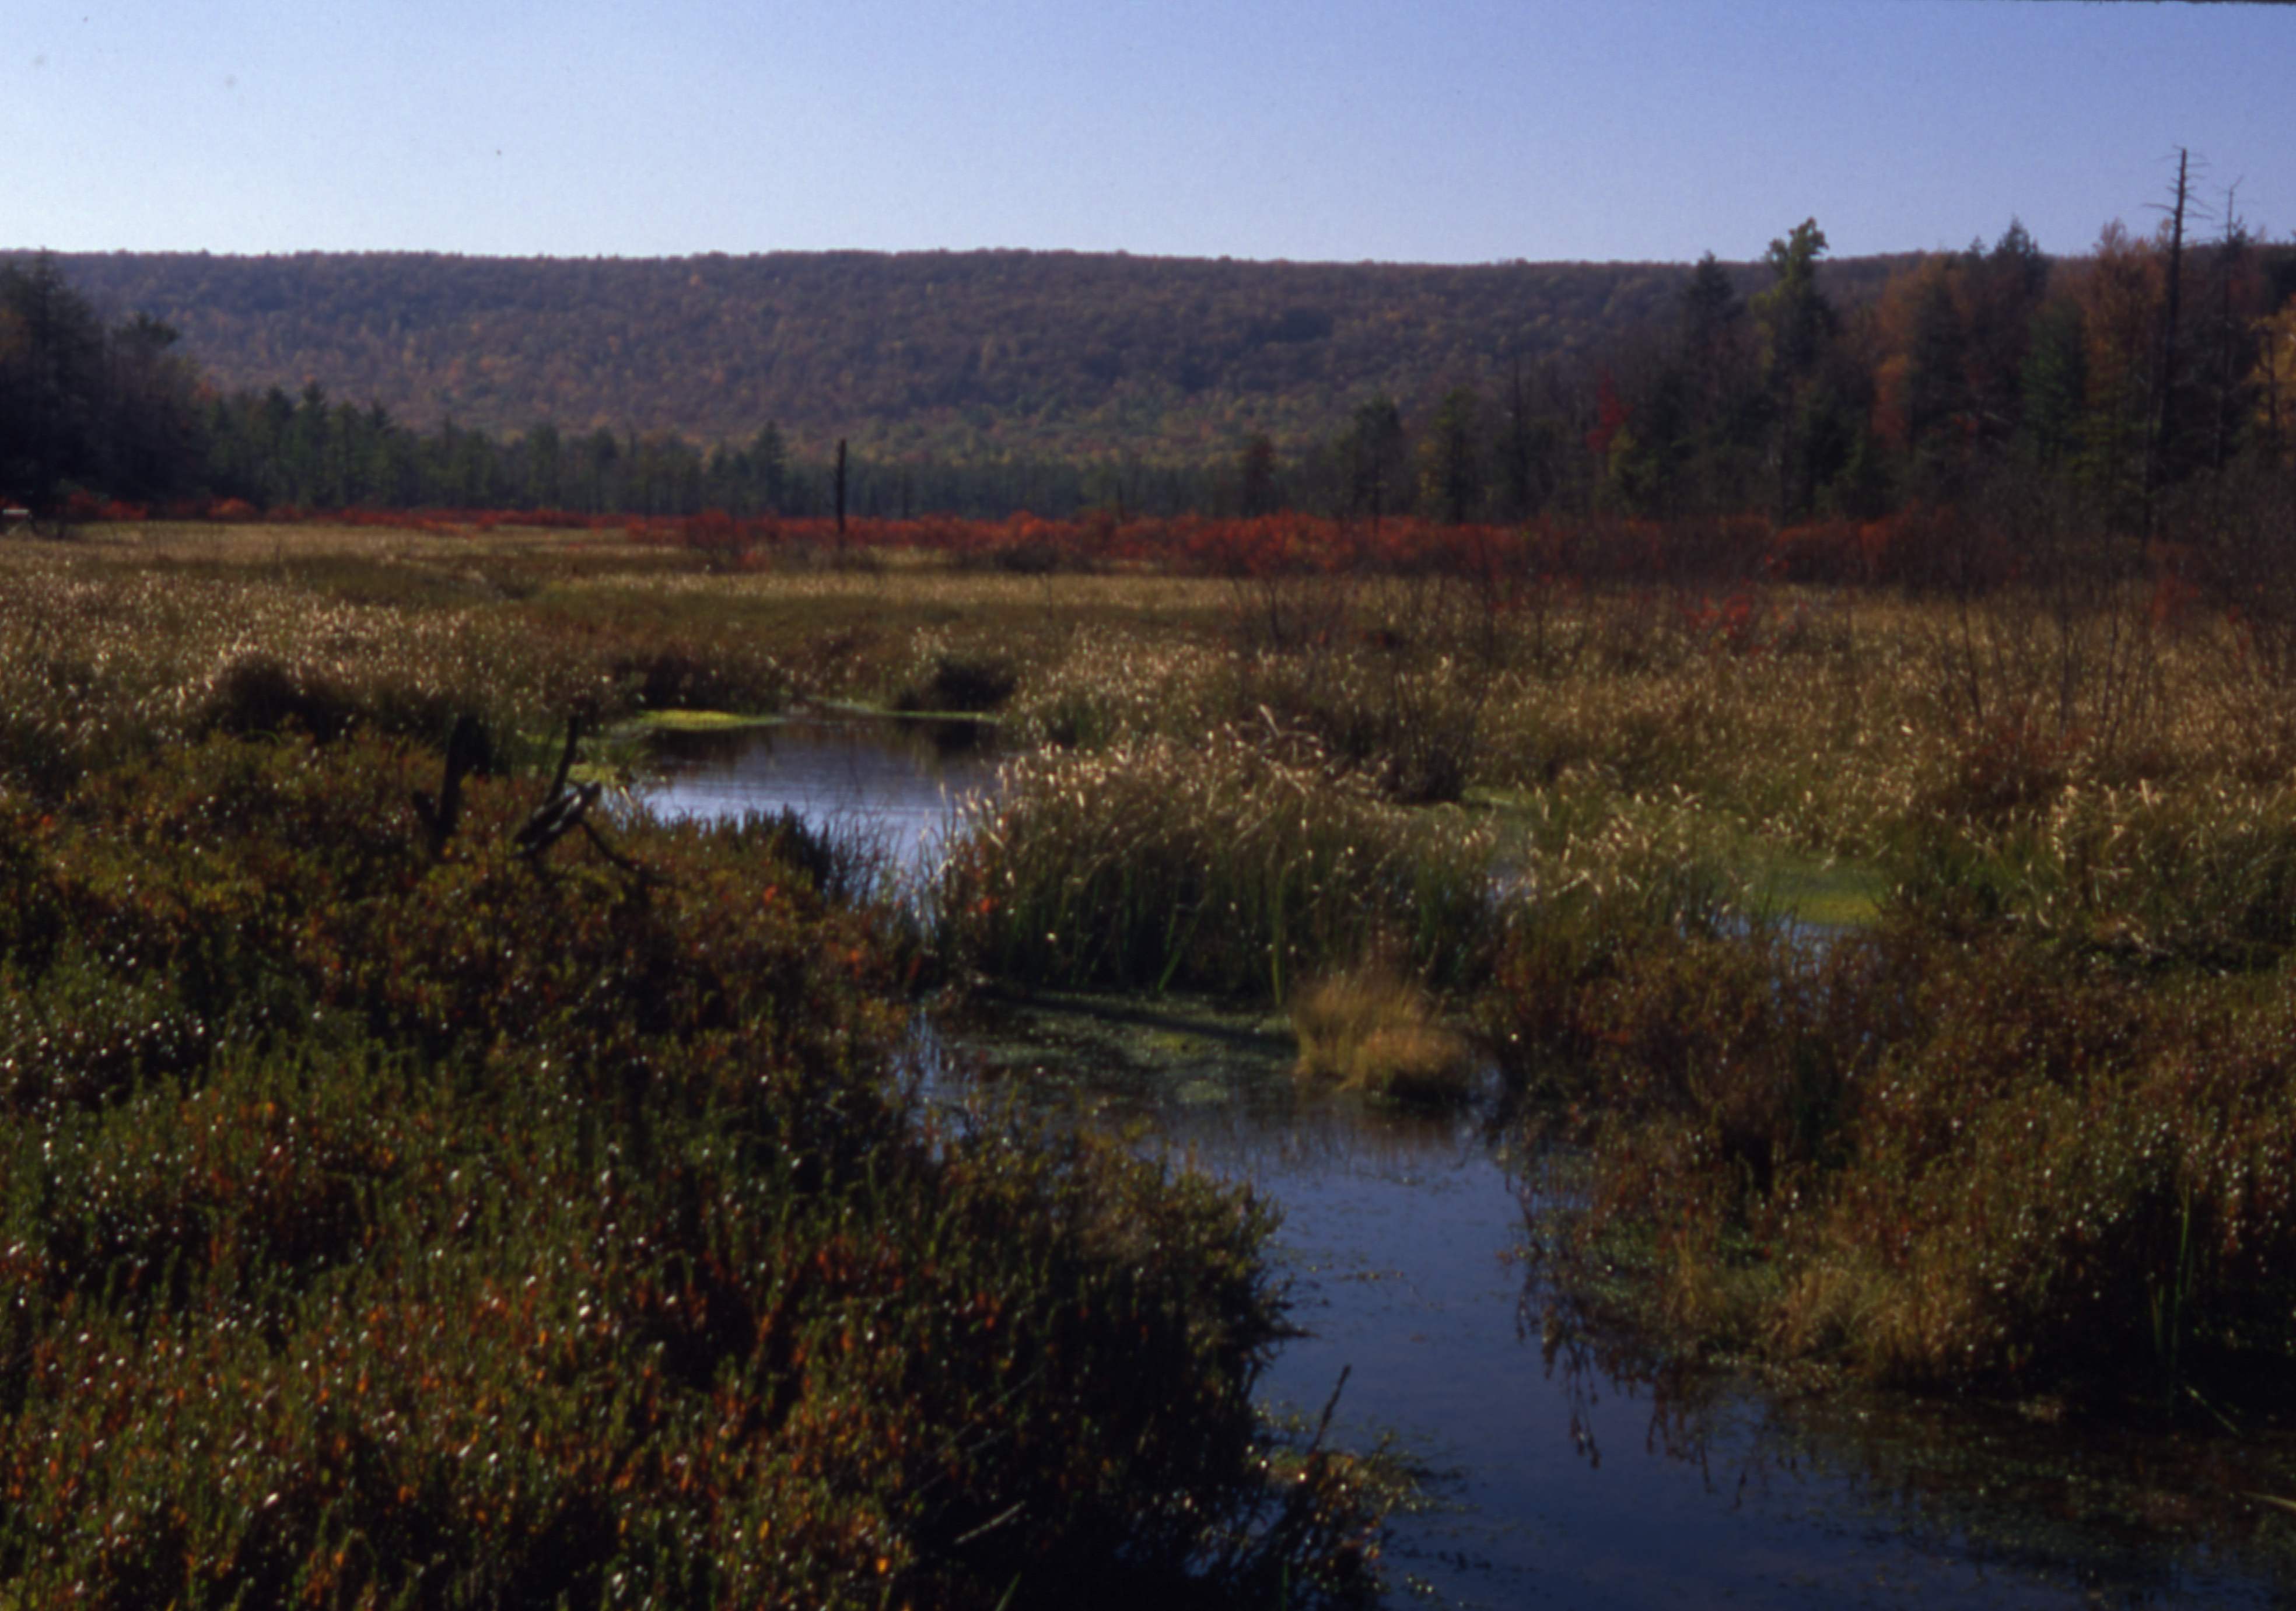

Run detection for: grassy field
[[8, 514, 2296, 1596]]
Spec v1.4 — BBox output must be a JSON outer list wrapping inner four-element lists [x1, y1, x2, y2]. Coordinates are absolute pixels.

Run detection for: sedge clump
[[1290, 962, 1476, 1107]]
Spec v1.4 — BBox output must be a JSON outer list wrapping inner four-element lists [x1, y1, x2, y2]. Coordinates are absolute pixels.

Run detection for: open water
[[642, 715, 2292, 1610]]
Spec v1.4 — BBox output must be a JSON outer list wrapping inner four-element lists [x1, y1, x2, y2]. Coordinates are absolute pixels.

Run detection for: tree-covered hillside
[[44, 248, 1910, 458]]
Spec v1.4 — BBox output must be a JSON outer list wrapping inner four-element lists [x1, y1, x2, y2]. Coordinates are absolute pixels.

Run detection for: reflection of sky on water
[[954, 996, 2249, 1611], [650, 722, 2287, 1610], [638, 716, 999, 887]]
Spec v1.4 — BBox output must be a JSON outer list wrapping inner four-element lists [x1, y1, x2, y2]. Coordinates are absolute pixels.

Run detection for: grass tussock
[[937, 728, 1499, 999], [1290, 962, 1477, 1106]]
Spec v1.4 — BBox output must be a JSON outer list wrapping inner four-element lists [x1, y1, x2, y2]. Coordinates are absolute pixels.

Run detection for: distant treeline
[[47, 246, 1910, 458], [9, 187, 2296, 530]]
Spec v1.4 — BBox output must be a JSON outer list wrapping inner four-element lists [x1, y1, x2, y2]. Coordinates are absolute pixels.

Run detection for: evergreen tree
[[101, 312, 205, 502], [749, 423, 789, 512], [2019, 299, 2088, 471], [525, 421, 565, 508], [0, 255, 109, 512], [1752, 219, 1840, 519], [1416, 388, 1484, 524], [1671, 254, 1760, 512], [1342, 395, 1408, 525], [1903, 268, 1971, 496], [1237, 432, 1279, 517]]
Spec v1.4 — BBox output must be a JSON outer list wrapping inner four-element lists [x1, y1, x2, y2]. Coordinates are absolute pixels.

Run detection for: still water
[[642, 718, 2290, 1610], [639, 714, 1000, 875]]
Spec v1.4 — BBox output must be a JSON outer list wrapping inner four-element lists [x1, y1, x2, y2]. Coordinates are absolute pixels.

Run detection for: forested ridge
[[44, 247, 1911, 457], [10, 184, 2296, 529]]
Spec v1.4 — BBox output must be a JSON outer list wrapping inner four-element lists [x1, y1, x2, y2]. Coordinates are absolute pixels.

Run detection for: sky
[[5, 1, 2289, 267]]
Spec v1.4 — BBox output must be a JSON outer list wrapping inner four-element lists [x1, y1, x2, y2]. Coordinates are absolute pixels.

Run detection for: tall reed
[[937, 729, 1500, 999]]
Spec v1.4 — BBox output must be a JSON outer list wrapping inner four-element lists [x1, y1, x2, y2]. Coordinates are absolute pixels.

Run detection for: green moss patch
[[622, 706, 786, 733]]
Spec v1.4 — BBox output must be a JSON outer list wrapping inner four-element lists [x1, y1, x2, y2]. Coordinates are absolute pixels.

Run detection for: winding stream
[[641, 716, 2291, 1609]]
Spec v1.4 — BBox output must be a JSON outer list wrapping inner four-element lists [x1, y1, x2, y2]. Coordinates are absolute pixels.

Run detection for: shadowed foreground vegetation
[[0, 531, 1395, 1606], [11, 507, 2296, 1596]]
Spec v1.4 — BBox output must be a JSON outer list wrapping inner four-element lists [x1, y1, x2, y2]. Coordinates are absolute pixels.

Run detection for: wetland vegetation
[[0, 524, 1405, 1608], [9, 497, 2296, 1600], [7, 10, 2296, 1591]]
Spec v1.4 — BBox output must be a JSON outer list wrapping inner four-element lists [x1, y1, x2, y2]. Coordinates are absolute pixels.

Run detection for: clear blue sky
[[6, 1, 2287, 265]]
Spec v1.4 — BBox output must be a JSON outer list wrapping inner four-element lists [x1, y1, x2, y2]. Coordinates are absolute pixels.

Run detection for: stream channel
[[641, 714, 2294, 1609]]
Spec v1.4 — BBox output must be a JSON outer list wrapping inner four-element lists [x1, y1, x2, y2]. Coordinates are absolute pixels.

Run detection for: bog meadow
[[9, 190, 2296, 1606]]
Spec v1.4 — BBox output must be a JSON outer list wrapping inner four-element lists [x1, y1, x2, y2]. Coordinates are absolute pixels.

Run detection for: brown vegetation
[[15, 489, 2296, 1595]]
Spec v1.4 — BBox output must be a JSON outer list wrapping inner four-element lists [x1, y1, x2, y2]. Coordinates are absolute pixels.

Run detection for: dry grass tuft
[[1290, 962, 1477, 1106]]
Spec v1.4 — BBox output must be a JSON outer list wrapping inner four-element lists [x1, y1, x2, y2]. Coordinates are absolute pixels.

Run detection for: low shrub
[[606, 638, 791, 713], [1510, 918, 2296, 1407], [1224, 651, 1486, 806], [0, 734, 1388, 1608], [1884, 776, 2296, 968], [894, 649, 1019, 715]]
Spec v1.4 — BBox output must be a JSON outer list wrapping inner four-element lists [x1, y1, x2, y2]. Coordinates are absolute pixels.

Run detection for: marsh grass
[[0, 722, 1389, 1607], [937, 729, 1500, 1000], [1742, 850, 1887, 928], [915, 565, 2296, 1410], [1217, 649, 1488, 806], [0, 560, 597, 794], [624, 707, 785, 732], [1883, 777, 2296, 967], [1289, 963, 1477, 1107], [22, 520, 2296, 1470], [1511, 917, 2296, 1407], [0, 738, 1396, 1606]]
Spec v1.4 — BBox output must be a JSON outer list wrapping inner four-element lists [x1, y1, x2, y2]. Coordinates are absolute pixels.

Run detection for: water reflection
[[944, 988, 2284, 1609], [646, 720, 2293, 1609], [640, 714, 999, 884]]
